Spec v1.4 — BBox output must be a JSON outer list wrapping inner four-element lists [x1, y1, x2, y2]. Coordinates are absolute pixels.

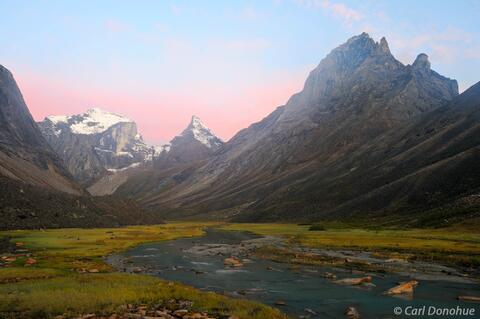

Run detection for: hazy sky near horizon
[[1, 0, 479, 144]]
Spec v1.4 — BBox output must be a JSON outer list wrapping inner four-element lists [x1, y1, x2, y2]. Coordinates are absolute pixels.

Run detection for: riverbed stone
[[345, 306, 360, 319], [384, 280, 418, 295], [335, 276, 372, 285], [224, 257, 243, 267], [458, 295, 480, 302]]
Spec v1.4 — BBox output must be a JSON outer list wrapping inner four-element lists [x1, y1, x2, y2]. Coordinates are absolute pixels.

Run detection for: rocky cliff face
[[120, 34, 479, 226], [38, 108, 154, 185]]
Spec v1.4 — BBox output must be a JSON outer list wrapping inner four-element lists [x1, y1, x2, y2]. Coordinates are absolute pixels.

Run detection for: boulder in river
[[345, 306, 360, 319], [335, 276, 372, 286], [458, 295, 480, 302], [224, 257, 243, 267], [384, 280, 418, 295]]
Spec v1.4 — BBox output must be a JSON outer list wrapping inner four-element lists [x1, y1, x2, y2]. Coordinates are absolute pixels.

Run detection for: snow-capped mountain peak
[[181, 115, 223, 148], [38, 108, 155, 185], [45, 107, 132, 135]]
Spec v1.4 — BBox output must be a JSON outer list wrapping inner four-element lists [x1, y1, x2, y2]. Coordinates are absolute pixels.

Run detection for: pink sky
[[16, 69, 306, 145]]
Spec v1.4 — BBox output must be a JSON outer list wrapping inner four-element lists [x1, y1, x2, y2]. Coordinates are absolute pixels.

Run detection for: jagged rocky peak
[[379, 36, 390, 54], [152, 115, 224, 168], [337, 33, 392, 59], [180, 115, 223, 149], [412, 53, 431, 70], [280, 32, 459, 126]]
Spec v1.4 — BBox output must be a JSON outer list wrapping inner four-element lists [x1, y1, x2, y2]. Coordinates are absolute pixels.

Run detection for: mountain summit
[[154, 115, 223, 168], [38, 108, 153, 185], [45, 108, 133, 135], [180, 115, 223, 149]]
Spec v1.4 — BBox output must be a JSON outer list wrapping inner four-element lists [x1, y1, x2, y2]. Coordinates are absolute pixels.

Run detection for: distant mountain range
[[1, 33, 479, 229], [86, 114, 224, 196]]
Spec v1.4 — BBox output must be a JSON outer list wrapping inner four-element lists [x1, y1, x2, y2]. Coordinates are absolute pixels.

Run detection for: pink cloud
[[294, 0, 363, 25], [322, 1, 362, 24]]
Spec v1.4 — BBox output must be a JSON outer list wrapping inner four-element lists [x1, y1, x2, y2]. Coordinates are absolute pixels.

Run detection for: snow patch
[[183, 116, 223, 148], [46, 108, 132, 135], [107, 162, 141, 173], [94, 147, 134, 158]]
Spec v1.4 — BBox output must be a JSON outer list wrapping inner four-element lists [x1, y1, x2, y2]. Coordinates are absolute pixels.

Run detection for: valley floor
[[0, 223, 286, 319], [0, 222, 479, 319]]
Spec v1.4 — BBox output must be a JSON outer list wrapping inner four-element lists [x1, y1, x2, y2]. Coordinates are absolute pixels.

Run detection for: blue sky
[[0, 0, 479, 143]]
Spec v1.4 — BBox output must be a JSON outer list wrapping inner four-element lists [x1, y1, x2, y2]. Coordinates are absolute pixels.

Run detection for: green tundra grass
[[0, 222, 287, 319]]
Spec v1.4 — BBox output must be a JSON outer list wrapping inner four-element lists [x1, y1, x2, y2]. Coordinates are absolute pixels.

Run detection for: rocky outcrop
[[38, 108, 155, 185]]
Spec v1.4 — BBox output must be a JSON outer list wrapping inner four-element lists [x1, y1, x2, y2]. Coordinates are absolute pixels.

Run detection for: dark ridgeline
[[0, 65, 163, 229], [114, 33, 479, 227]]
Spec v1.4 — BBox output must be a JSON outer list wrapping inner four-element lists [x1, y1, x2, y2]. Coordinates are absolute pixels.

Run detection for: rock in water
[[384, 280, 418, 295], [224, 257, 243, 267], [335, 276, 372, 286], [345, 306, 361, 319], [458, 296, 480, 302]]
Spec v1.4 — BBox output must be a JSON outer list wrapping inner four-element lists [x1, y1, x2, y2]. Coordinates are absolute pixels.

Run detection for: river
[[107, 229, 480, 318]]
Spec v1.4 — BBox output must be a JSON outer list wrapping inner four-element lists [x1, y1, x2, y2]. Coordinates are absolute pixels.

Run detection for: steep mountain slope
[[0, 65, 162, 229], [120, 33, 479, 226], [38, 108, 154, 185], [0, 65, 82, 195], [89, 115, 223, 196]]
